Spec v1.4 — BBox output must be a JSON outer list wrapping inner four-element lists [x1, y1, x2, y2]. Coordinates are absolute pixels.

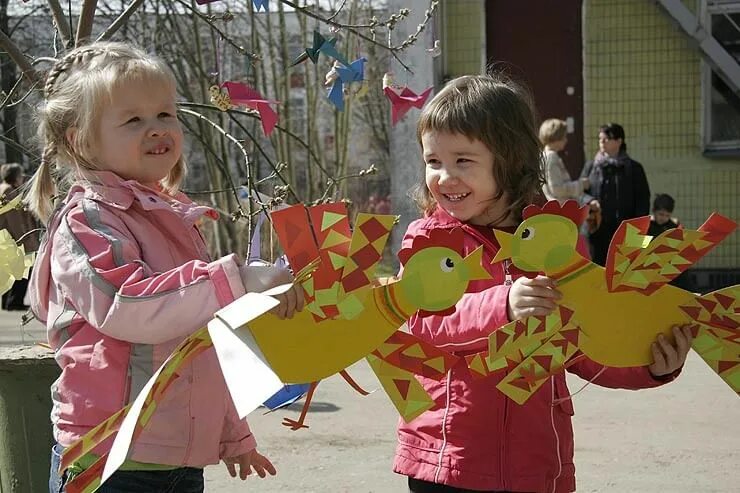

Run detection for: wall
[[584, 0, 739, 269]]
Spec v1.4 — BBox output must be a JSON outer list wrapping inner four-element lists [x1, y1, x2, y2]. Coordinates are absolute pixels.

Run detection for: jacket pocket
[[553, 377, 575, 416]]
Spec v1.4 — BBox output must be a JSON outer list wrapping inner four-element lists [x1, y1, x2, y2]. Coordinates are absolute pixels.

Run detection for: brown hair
[[411, 73, 543, 224], [538, 118, 568, 145], [26, 41, 186, 222]]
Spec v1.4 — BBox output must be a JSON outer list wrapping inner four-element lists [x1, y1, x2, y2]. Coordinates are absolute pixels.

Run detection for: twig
[[97, 0, 147, 42], [173, 0, 261, 62]]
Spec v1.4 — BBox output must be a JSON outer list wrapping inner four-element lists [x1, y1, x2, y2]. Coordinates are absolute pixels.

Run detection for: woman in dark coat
[[581, 123, 650, 266]]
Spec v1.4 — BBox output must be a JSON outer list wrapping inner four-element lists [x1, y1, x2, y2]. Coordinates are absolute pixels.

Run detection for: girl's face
[[423, 131, 512, 226], [88, 78, 183, 187]]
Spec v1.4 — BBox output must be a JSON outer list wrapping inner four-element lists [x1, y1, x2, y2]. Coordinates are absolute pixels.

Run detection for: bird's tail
[[270, 203, 396, 321], [606, 213, 736, 295], [680, 285, 740, 395]]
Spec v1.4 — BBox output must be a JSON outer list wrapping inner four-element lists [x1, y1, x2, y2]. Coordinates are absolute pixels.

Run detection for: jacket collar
[[71, 170, 218, 221]]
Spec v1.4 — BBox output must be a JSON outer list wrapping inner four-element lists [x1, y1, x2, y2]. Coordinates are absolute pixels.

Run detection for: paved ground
[[2, 310, 738, 492]]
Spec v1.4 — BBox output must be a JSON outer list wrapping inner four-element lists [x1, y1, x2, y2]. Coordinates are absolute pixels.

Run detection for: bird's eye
[[521, 227, 535, 240], [440, 257, 454, 272]]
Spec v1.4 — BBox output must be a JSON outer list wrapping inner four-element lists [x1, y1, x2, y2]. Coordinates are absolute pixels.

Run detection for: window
[[704, 3, 740, 151]]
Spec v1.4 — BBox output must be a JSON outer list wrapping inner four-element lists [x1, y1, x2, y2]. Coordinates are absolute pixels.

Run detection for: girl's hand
[[648, 324, 694, 378], [507, 275, 561, 321], [223, 449, 277, 480], [239, 264, 305, 319]]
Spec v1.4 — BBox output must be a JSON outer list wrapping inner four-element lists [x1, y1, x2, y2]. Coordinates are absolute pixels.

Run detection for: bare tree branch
[[97, 0, 146, 42], [76, 0, 99, 45], [47, 0, 72, 47], [0, 29, 39, 83]]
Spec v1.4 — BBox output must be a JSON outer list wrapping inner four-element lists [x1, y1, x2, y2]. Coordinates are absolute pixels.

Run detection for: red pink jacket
[[30, 171, 256, 466], [393, 206, 672, 493]]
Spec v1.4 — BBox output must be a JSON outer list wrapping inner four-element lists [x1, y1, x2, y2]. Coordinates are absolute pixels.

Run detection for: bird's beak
[[463, 246, 491, 280], [492, 229, 513, 264]]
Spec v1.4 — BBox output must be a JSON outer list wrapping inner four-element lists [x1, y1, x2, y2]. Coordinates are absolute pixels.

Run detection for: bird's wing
[[272, 203, 353, 320], [681, 285, 740, 395], [464, 305, 586, 405], [338, 213, 397, 296], [606, 214, 737, 295], [367, 330, 461, 422]]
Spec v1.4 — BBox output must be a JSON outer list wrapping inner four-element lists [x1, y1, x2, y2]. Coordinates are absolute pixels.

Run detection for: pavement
[[1, 309, 738, 492]]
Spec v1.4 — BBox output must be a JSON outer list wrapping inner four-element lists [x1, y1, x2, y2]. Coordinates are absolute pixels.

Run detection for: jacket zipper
[[461, 223, 512, 488]]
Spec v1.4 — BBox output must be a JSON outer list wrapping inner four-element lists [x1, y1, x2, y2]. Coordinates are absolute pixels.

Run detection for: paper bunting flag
[[220, 82, 279, 136], [327, 58, 367, 111], [483, 199, 739, 403], [383, 85, 433, 125], [292, 30, 350, 67], [252, 0, 268, 10]]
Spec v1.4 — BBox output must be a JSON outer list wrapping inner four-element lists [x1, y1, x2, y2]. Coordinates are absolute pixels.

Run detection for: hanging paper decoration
[[326, 58, 366, 111], [252, 0, 269, 10], [292, 30, 350, 67], [383, 82, 433, 125], [218, 81, 279, 137]]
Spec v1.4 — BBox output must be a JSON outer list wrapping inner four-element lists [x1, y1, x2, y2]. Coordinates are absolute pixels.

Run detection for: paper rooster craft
[[466, 200, 739, 404], [210, 82, 279, 136], [59, 202, 489, 492]]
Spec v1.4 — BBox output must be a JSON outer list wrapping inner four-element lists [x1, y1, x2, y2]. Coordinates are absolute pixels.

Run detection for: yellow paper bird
[[470, 200, 738, 404]]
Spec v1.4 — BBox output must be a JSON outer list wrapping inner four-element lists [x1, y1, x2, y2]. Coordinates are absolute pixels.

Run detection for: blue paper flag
[[253, 0, 269, 11]]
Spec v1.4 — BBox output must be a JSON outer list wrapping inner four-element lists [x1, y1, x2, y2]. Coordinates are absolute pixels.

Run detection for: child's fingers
[[673, 325, 691, 359], [258, 454, 277, 476], [519, 284, 562, 300], [294, 285, 305, 313], [650, 342, 667, 372], [225, 461, 237, 478], [523, 275, 558, 289], [516, 296, 558, 311], [657, 334, 678, 369]]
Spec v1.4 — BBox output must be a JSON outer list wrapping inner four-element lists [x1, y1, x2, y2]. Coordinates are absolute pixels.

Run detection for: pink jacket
[[394, 206, 673, 493], [30, 171, 256, 466]]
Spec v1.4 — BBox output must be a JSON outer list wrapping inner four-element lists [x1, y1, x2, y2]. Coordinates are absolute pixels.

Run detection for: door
[[485, 0, 585, 175]]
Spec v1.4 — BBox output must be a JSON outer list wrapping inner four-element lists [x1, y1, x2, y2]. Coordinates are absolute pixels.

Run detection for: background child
[[27, 42, 303, 492], [648, 193, 680, 236], [396, 74, 693, 493], [648, 193, 693, 292]]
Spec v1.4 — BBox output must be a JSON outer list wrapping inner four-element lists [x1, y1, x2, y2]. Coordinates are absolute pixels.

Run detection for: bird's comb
[[523, 200, 589, 227], [398, 228, 466, 266]]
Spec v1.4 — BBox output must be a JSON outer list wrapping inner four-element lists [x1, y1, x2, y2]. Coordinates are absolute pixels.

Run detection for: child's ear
[[65, 127, 78, 152]]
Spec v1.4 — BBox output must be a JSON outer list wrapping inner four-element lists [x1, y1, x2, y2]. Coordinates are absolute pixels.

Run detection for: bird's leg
[[339, 369, 371, 395], [282, 382, 318, 431]]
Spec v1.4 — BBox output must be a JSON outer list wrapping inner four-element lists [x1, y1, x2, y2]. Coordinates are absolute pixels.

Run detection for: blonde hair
[[412, 73, 543, 224], [26, 41, 186, 222], [538, 118, 568, 145]]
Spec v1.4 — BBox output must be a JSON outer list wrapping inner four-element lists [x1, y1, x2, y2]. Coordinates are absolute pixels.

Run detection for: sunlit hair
[[538, 118, 568, 145], [26, 41, 186, 222], [411, 73, 543, 225]]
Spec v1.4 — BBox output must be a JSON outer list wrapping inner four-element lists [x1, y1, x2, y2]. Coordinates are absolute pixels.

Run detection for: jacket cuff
[[208, 254, 247, 308], [480, 284, 512, 328], [219, 429, 257, 460], [649, 365, 683, 384]]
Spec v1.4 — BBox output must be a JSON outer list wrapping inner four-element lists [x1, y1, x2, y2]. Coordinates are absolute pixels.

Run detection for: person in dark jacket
[[581, 123, 650, 266]]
